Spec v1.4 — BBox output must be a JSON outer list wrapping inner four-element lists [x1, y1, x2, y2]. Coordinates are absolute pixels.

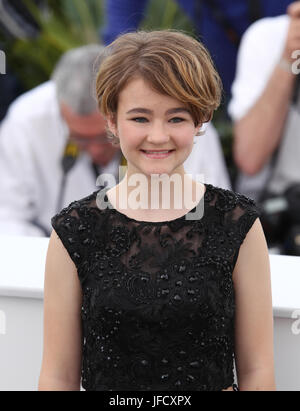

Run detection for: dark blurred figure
[[101, 0, 292, 99], [0, 67, 23, 121], [0, 0, 44, 120]]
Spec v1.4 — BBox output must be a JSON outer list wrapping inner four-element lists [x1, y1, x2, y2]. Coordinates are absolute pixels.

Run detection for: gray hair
[[51, 44, 105, 115]]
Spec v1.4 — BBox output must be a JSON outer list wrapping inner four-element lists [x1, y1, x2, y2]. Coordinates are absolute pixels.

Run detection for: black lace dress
[[51, 183, 261, 391]]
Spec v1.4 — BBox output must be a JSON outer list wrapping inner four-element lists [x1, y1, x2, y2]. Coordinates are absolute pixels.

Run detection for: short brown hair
[[95, 30, 222, 127]]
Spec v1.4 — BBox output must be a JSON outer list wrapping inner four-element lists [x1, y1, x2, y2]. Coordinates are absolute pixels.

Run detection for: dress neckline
[[100, 183, 211, 225]]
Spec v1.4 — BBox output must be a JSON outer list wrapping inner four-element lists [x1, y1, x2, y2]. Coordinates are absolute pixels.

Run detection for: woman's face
[[107, 77, 200, 178]]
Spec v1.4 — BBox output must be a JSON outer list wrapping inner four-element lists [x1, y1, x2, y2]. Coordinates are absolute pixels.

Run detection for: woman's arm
[[38, 229, 83, 391], [233, 219, 276, 391]]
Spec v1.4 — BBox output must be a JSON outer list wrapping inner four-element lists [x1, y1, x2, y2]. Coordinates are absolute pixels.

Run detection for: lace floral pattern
[[51, 183, 261, 391]]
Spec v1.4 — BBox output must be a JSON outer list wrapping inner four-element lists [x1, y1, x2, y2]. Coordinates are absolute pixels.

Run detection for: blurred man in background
[[0, 44, 123, 237]]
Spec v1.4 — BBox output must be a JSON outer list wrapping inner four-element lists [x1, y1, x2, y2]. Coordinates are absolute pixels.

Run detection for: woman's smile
[[140, 149, 175, 159]]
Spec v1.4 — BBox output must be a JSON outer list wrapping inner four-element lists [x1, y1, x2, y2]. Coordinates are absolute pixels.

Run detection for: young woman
[[38, 30, 275, 391]]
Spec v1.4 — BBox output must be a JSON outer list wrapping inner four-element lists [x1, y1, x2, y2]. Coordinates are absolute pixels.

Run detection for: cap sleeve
[[51, 201, 86, 270], [229, 193, 262, 269]]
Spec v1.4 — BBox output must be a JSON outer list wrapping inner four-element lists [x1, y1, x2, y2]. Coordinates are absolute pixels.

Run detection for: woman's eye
[[131, 117, 148, 123], [169, 117, 185, 123]]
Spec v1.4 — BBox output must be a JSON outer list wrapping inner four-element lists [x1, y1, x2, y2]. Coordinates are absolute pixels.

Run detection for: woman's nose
[[146, 122, 170, 144]]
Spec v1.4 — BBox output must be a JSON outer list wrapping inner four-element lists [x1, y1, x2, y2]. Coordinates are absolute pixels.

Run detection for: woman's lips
[[140, 149, 175, 159]]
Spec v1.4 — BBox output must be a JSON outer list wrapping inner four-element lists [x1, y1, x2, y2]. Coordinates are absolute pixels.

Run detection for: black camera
[[259, 183, 300, 256]]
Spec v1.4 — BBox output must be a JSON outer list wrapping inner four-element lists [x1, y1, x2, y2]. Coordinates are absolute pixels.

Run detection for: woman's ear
[[106, 113, 120, 146], [106, 113, 117, 136], [195, 123, 204, 136]]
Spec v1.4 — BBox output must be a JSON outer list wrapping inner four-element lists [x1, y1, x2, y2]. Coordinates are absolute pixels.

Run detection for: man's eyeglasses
[[69, 132, 111, 147]]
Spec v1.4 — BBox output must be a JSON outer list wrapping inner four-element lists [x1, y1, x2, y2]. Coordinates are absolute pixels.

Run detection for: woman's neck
[[111, 170, 205, 217]]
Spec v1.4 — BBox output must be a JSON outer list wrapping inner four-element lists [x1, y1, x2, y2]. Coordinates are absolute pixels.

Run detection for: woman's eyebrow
[[126, 108, 152, 115], [167, 107, 191, 115], [126, 107, 190, 115]]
